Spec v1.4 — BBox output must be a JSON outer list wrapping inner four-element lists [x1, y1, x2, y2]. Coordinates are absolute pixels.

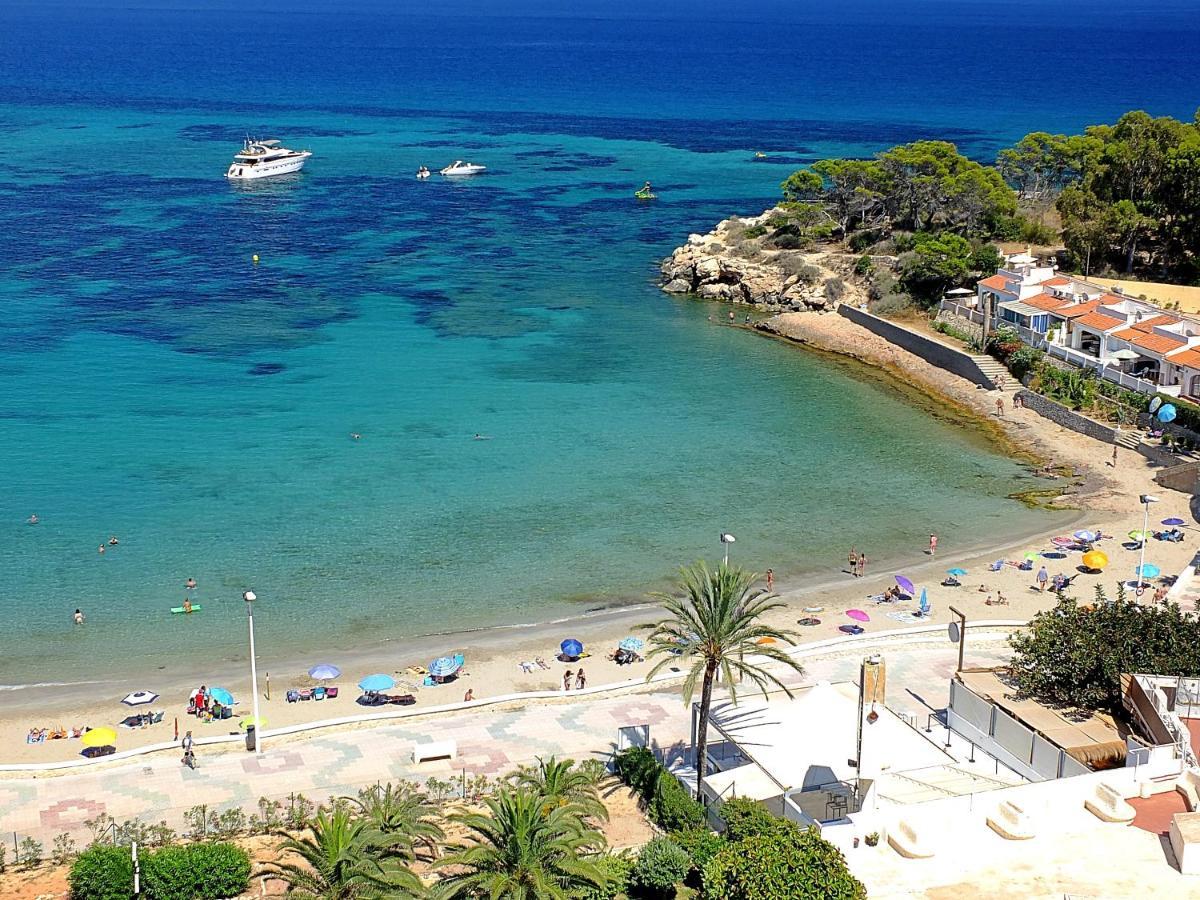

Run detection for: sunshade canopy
[[121, 690, 158, 707], [358, 673, 395, 692], [81, 727, 117, 748], [308, 664, 341, 681]]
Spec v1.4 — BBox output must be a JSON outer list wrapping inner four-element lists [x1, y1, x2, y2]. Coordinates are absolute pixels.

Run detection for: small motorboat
[[416, 166, 431, 179], [440, 160, 486, 176], [754, 151, 768, 159]]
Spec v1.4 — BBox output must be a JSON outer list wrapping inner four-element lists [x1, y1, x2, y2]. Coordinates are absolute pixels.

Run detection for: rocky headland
[[659, 207, 877, 312]]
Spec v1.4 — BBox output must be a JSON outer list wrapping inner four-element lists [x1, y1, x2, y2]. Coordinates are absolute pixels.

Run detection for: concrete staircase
[[970, 355, 1007, 389], [1114, 430, 1142, 450]]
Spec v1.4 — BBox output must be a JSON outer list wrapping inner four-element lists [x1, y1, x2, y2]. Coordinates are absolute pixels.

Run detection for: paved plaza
[[0, 640, 1010, 844]]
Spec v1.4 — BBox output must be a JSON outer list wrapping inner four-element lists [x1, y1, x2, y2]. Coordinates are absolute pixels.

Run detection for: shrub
[[718, 798, 787, 843], [848, 229, 885, 252], [576, 852, 634, 900], [19, 836, 43, 869], [1008, 345, 1044, 381], [702, 822, 865, 900], [629, 837, 690, 898], [823, 277, 846, 303], [743, 224, 767, 239], [670, 827, 724, 881], [141, 842, 250, 900], [614, 747, 660, 798], [932, 320, 975, 344], [649, 772, 706, 832], [52, 832, 77, 866], [69, 846, 134, 900], [872, 292, 915, 316], [853, 254, 874, 276], [211, 807, 247, 840]]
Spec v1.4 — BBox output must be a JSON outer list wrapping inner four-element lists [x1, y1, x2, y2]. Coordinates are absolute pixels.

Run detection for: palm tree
[[432, 786, 607, 899], [265, 807, 425, 899], [352, 782, 445, 858], [642, 561, 805, 798], [515, 756, 608, 822]]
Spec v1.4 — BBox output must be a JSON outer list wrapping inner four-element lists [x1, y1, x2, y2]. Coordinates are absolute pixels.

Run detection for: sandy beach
[[4, 310, 1196, 767]]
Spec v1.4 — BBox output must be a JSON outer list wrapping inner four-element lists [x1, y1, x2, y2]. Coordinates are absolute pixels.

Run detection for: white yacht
[[225, 139, 312, 180], [439, 160, 486, 176]]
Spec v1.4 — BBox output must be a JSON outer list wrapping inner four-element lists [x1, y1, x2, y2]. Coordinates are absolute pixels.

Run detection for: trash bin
[[244, 725, 256, 752]]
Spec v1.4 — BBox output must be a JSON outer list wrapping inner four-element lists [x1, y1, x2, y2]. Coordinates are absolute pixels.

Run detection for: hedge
[[716, 798, 788, 843], [702, 821, 865, 900], [69, 842, 250, 900], [628, 837, 690, 898], [613, 747, 705, 832]]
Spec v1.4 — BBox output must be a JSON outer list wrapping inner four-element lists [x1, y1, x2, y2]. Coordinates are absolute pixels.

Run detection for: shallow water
[[1, 2, 1192, 687]]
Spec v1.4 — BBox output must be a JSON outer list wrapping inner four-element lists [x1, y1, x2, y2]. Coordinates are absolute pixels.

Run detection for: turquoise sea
[[0, 1, 1195, 689]]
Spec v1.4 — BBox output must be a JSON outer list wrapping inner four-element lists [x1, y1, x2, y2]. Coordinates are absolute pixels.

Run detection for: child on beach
[[928, 534, 937, 556], [857, 553, 867, 577]]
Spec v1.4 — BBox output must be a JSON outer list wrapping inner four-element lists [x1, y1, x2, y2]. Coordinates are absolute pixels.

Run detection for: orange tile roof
[[1167, 348, 1200, 369], [1111, 327, 1186, 355], [1043, 277, 1070, 286], [979, 275, 1012, 292], [1057, 300, 1102, 320], [1075, 311, 1126, 331], [1131, 314, 1180, 331], [1023, 292, 1072, 312]]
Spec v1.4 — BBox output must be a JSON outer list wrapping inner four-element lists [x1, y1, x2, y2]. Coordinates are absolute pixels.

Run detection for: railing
[[1134, 674, 1195, 769], [939, 300, 985, 325], [1044, 343, 1163, 395]]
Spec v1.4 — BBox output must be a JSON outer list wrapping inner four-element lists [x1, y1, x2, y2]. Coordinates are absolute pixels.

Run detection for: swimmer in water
[[73, 608, 84, 625], [350, 432, 361, 441], [27, 514, 38, 525], [108, 535, 119, 546], [473, 433, 492, 440], [98, 544, 105, 555], [186, 577, 197, 590]]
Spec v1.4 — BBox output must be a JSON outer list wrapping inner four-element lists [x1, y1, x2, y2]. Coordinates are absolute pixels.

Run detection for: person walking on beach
[[181, 730, 195, 769], [73, 608, 84, 625], [766, 568, 775, 592], [1036, 566, 1048, 591], [563, 669, 573, 692], [1110, 445, 1118, 467], [928, 534, 938, 556], [848, 548, 858, 577], [996, 396, 1004, 417], [857, 553, 867, 578], [575, 668, 586, 690]]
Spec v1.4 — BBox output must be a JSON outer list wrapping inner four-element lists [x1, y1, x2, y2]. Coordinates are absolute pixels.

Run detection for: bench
[[986, 800, 1035, 840], [1176, 768, 1200, 811], [887, 819, 934, 858], [412, 739, 457, 764], [1084, 782, 1135, 824]]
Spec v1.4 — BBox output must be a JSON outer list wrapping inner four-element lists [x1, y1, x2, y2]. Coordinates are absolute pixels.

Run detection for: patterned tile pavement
[[0, 641, 1011, 843]]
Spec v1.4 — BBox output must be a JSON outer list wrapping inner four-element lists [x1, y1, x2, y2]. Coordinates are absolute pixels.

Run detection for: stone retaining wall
[[1014, 390, 1119, 444], [838, 304, 995, 389]]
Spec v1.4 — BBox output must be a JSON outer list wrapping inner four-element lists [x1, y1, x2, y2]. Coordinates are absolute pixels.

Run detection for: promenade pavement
[[0, 640, 1009, 844]]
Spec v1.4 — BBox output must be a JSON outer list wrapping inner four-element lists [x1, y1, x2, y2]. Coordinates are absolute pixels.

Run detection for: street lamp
[[1138, 495, 1159, 596], [243, 590, 263, 755], [719, 533, 736, 567]]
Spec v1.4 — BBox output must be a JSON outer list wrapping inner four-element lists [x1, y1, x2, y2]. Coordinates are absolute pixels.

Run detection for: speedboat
[[440, 160, 486, 176], [416, 166, 431, 179], [225, 139, 311, 180]]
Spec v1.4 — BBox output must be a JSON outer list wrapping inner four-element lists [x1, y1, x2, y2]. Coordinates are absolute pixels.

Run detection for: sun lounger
[[989, 560, 1004, 571], [1084, 783, 1135, 824], [386, 694, 416, 705], [887, 819, 934, 858], [412, 739, 456, 763], [313, 686, 326, 700], [286, 690, 300, 703], [326, 686, 338, 698], [987, 800, 1035, 840], [299, 689, 312, 701]]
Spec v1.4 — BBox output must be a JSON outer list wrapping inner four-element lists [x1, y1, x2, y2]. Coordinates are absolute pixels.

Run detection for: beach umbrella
[[429, 656, 461, 678], [239, 716, 267, 731], [846, 609, 870, 623], [618, 637, 644, 653], [358, 673, 394, 693], [307, 664, 341, 681], [208, 687, 234, 707], [895, 575, 915, 596], [81, 727, 117, 748], [560, 638, 584, 659], [947, 567, 968, 577], [1163, 518, 1186, 526], [1051, 536, 1075, 548], [1024, 551, 1040, 561], [918, 588, 930, 613], [1082, 550, 1109, 570], [1129, 530, 1149, 542], [121, 690, 158, 707], [1136, 563, 1161, 579], [1158, 404, 1177, 423], [1150, 396, 1163, 414], [1073, 530, 1099, 543]]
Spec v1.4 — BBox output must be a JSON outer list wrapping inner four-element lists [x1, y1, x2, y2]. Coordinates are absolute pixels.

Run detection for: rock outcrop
[[659, 208, 860, 312]]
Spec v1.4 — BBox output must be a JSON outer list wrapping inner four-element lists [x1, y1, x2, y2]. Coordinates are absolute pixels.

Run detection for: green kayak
[[171, 604, 202, 614]]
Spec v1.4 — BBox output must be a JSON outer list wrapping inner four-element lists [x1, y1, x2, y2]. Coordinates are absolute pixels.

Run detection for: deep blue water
[[0, 0, 1193, 686]]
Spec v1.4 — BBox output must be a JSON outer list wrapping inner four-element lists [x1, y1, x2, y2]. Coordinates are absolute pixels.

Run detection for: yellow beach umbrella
[[1083, 550, 1109, 570], [238, 716, 267, 731], [81, 727, 117, 748]]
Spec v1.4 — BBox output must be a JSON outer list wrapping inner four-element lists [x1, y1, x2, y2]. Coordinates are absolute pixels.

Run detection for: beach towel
[[886, 611, 924, 624]]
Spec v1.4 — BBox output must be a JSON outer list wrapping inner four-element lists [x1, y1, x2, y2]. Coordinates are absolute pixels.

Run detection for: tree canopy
[[1008, 586, 1200, 715]]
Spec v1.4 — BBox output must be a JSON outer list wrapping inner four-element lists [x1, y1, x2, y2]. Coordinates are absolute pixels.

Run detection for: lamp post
[[719, 533, 736, 567], [243, 590, 263, 755], [1138, 495, 1159, 596]]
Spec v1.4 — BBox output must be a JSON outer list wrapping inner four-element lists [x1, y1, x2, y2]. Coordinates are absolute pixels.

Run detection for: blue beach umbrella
[[429, 656, 461, 678], [308, 664, 341, 681], [208, 687, 234, 707], [1163, 518, 1187, 526], [619, 637, 644, 653], [946, 568, 968, 577], [1136, 563, 1161, 579], [1158, 404, 1177, 423], [358, 673, 394, 693], [1073, 530, 1098, 543], [560, 639, 584, 659], [918, 588, 930, 614]]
